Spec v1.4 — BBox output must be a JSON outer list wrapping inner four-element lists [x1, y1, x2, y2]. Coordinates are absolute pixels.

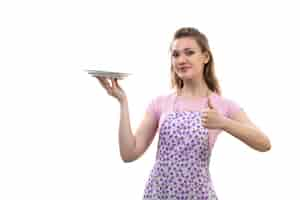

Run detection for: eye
[[184, 50, 195, 56], [172, 51, 179, 58]]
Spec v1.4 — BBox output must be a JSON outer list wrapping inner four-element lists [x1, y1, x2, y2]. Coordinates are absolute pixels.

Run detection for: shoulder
[[147, 90, 175, 108], [150, 90, 176, 104], [211, 93, 242, 118], [146, 91, 175, 119], [211, 92, 239, 106]]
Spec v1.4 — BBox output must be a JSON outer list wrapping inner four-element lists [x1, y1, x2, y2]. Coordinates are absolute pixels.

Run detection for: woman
[[97, 27, 271, 199]]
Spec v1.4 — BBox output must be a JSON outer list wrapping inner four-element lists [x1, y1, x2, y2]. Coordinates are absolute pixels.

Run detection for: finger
[[115, 79, 124, 91], [201, 118, 207, 126], [96, 76, 107, 83], [97, 78, 107, 88], [96, 77, 111, 91], [202, 108, 209, 113], [115, 79, 121, 88], [96, 76, 105, 83], [99, 77, 110, 86], [111, 78, 117, 89]]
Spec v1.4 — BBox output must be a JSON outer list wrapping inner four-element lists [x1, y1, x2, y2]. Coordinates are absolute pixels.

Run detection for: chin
[[178, 73, 194, 80]]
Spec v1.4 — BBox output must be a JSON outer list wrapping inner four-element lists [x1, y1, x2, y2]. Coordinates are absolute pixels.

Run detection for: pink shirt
[[146, 91, 242, 151]]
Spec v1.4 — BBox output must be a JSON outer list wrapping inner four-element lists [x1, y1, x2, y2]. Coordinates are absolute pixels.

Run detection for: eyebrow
[[171, 48, 198, 52]]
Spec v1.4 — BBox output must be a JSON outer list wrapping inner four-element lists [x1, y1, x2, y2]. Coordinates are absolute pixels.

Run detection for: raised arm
[[96, 77, 158, 163], [119, 99, 158, 162]]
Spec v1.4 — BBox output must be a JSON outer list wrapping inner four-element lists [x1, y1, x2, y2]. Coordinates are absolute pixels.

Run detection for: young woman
[[97, 27, 271, 200]]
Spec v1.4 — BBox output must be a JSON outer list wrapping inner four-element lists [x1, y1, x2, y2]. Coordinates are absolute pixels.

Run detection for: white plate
[[85, 69, 131, 80]]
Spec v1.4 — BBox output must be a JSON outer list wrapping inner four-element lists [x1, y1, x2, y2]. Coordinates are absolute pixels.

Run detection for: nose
[[177, 54, 188, 65]]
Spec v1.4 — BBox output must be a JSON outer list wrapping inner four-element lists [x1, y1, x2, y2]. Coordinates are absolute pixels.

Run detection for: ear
[[203, 51, 210, 64]]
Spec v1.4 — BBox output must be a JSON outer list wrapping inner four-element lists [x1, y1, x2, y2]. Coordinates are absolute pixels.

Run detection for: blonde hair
[[170, 27, 221, 95]]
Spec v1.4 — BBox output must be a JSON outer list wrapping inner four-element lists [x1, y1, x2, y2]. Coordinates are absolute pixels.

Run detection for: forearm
[[118, 98, 137, 162], [222, 118, 271, 152]]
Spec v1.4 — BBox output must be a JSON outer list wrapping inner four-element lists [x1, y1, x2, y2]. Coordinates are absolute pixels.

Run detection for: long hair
[[170, 27, 221, 95]]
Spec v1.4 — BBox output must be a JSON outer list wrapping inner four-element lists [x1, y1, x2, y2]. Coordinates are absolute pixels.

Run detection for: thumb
[[114, 79, 122, 89], [207, 91, 214, 109]]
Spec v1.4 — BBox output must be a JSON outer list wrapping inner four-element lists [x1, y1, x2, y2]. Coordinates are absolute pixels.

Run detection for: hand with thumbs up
[[201, 96, 227, 130]]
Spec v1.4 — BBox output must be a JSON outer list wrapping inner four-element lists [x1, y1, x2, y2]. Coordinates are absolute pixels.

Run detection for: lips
[[179, 66, 192, 71]]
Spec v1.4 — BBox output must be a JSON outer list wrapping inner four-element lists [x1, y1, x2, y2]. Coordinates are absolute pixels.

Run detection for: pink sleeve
[[146, 96, 162, 121], [226, 98, 243, 119], [209, 96, 242, 150]]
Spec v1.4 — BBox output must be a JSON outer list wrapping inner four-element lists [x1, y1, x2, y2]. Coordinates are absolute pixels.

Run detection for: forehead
[[171, 37, 199, 51]]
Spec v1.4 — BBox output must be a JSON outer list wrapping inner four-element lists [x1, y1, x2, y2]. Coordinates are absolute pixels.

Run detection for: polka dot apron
[[143, 95, 218, 200]]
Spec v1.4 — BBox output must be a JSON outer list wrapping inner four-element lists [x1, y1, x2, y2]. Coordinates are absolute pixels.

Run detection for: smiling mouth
[[179, 67, 192, 71]]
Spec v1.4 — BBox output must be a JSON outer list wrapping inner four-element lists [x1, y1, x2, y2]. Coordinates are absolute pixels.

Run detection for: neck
[[178, 79, 211, 97]]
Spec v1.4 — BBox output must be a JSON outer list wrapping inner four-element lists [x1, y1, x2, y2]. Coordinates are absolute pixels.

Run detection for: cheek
[[193, 57, 203, 64], [171, 58, 177, 66], [194, 59, 205, 69]]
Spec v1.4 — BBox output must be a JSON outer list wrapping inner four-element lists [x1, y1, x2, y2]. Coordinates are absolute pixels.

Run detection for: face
[[171, 37, 209, 81]]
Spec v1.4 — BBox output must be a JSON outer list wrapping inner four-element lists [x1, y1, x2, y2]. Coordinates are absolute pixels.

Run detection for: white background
[[0, 0, 299, 199]]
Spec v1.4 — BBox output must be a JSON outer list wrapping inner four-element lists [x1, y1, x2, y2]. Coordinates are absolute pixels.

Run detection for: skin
[[171, 37, 210, 97], [172, 37, 271, 152], [96, 37, 271, 162]]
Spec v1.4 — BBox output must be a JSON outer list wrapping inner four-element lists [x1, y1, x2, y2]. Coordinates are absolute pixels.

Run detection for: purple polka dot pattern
[[143, 111, 218, 200]]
